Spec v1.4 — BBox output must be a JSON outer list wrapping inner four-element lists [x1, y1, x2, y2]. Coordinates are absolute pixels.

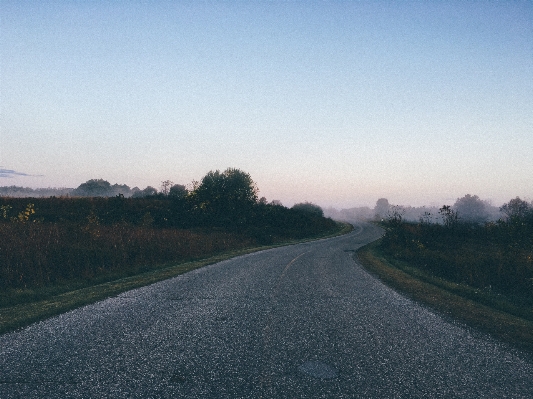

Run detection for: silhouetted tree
[[72, 179, 113, 197], [500, 197, 531, 221], [169, 184, 187, 198], [439, 205, 458, 228], [387, 205, 405, 227], [160, 180, 173, 196], [189, 168, 258, 226], [132, 186, 158, 198]]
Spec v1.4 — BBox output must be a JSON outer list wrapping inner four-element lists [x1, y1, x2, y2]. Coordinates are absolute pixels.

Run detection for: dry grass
[[0, 222, 351, 335]]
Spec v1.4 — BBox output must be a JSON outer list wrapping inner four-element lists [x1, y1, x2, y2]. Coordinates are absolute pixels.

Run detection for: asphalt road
[[1, 222, 532, 398]]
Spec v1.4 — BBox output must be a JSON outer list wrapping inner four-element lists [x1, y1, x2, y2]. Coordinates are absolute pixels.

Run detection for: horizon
[[0, 178, 527, 210], [2, 1, 532, 210]]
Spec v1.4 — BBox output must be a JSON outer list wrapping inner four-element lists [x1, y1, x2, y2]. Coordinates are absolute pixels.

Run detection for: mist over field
[[324, 194, 531, 225]]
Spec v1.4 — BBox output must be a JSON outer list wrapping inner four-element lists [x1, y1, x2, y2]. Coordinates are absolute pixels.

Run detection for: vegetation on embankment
[[0, 221, 349, 335], [356, 200, 533, 354], [0, 168, 350, 334]]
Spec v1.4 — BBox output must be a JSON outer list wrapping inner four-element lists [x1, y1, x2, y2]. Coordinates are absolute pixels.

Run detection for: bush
[[291, 202, 324, 217]]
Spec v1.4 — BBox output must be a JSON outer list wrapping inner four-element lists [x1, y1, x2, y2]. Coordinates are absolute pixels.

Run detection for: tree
[[453, 194, 489, 224], [387, 205, 404, 227], [169, 184, 187, 198], [439, 205, 458, 228], [72, 179, 113, 197], [291, 202, 324, 217], [132, 186, 158, 198], [160, 180, 174, 196], [374, 198, 390, 220], [500, 197, 531, 221], [189, 168, 258, 225]]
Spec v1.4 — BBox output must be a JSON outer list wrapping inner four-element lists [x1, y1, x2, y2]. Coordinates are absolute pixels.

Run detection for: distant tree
[[110, 183, 132, 197], [374, 198, 390, 220], [72, 179, 113, 197], [132, 186, 158, 198], [387, 205, 404, 227], [270, 200, 283, 206], [500, 197, 531, 221], [291, 202, 324, 217], [169, 184, 187, 198], [419, 211, 433, 225], [160, 180, 174, 196], [439, 205, 458, 228], [453, 194, 489, 224]]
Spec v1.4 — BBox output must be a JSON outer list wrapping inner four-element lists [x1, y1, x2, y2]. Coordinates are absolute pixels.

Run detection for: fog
[[324, 194, 532, 225]]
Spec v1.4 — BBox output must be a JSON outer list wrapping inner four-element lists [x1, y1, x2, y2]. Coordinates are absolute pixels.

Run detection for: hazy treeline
[[326, 194, 529, 225], [0, 169, 337, 290], [0, 178, 177, 198], [0, 186, 73, 198]]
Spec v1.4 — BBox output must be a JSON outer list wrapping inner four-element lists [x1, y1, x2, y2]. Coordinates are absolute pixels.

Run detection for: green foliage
[[160, 180, 173, 196], [386, 205, 404, 227], [132, 186, 158, 198], [0, 222, 255, 289]]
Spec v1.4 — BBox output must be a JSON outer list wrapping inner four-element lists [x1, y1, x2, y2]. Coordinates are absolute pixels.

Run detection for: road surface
[[1, 222, 532, 398]]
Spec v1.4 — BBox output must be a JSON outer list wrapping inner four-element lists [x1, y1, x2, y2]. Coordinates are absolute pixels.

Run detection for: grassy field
[[357, 238, 533, 355]]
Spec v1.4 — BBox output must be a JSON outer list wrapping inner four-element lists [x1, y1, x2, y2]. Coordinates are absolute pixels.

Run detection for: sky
[[1, 0, 532, 208]]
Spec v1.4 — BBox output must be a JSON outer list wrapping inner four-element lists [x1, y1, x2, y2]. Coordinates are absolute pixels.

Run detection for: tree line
[[0, 169, 336, 290]]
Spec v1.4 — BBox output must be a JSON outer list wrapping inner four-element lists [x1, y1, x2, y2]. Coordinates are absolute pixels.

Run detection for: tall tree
[[190, 168, 258, 226]]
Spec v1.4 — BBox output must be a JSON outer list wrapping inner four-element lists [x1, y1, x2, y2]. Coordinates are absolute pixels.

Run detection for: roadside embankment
[[356, 239, 533, 355], [0, 222, 352, 335]]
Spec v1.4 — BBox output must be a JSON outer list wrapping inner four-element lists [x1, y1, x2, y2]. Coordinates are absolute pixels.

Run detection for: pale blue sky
[[1, 0, 532, 208]]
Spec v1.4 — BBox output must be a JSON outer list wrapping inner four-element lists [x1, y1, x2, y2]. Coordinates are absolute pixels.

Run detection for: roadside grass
[[356, 239, 533, 355], [0, 222, 352, 335]]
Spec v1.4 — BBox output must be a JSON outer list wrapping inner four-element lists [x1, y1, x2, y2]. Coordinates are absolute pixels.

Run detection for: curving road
[[1, 223, 532, 398]]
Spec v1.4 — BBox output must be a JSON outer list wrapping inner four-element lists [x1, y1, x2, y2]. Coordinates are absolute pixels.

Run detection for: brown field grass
[[0, 218, 351, 334]]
